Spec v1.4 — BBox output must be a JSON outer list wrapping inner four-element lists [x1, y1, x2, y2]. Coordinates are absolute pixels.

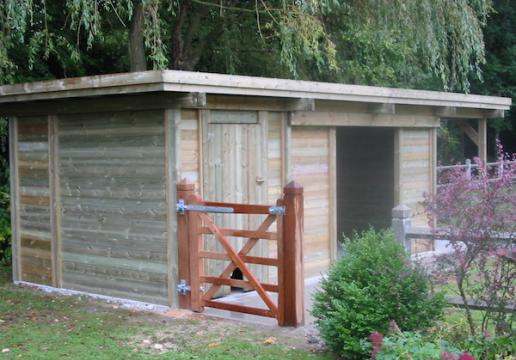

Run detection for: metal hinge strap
[[176, 279, 191, 295]]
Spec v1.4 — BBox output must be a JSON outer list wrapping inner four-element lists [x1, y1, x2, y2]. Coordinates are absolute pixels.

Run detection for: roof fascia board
[[0, 70, 511, 111]]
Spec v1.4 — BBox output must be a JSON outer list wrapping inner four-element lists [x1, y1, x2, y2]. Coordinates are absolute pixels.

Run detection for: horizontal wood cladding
[[58, 110, 169, 304], [397, 128, 432, 227], [290, 127, 331, 277], [17, 116, 53, 285]]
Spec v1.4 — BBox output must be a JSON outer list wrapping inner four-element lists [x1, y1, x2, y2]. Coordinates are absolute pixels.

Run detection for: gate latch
[[176, 279, 191, 295]]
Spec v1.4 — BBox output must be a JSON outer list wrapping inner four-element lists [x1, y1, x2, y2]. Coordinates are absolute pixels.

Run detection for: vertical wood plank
[[9, 117, 20, 282], [478, 117, 487, 163], [328, 127, 337, 261], [393, 128, 402, 205], [165, 108, 180, 307], [48, 115, 62, 287], [279, 181, 304, 326], [187, 193, 204, 312], [198, 110, 206, 197], [283, 113, 292, 182], [430, 128, 437, 194], [256, 111, 269, 281], [176, 180, 195, 309]]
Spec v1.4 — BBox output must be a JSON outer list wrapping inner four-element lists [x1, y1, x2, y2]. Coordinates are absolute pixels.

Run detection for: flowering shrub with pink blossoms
[[423, 145, 515, 337]]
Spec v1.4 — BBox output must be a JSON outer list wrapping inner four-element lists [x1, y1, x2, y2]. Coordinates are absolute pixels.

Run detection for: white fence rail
[[436, 159, 515, 188]]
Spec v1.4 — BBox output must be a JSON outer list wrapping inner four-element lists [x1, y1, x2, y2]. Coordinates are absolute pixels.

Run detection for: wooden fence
[[436, 159, 515, 189], [392, 205, 515, 312]]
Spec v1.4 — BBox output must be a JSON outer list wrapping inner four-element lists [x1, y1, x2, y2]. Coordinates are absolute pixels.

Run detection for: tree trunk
[[129, 0, 147, 72]]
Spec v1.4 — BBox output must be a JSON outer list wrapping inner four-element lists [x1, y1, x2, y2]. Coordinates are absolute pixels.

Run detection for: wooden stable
[[0, 71, 511, 312]]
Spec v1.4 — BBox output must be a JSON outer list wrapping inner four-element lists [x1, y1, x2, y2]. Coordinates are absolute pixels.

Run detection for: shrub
[[361, 330, 464, 360], [463, 334, 515, 360], [311, 229, 445, 359], [423, 145, 516, 336]]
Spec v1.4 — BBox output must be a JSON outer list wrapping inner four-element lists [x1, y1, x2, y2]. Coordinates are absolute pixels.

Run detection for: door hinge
[[176, 279, 191, 295]]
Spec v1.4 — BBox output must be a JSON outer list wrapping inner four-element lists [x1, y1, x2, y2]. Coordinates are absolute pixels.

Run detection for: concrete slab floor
[[202, 276, 323, 327]]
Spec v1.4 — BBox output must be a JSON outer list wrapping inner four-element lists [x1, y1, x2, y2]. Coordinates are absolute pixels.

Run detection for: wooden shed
[[0, 71, 511, 308]]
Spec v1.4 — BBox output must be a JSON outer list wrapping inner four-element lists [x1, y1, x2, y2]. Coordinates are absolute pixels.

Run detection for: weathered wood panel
[[396, 128, 433, 228], [265, 112, 283, 280], [58, 110, 168, 304], [337, 127, 395, 238], [17, 116, 53, 285], [178, 109, 200, 190], [290, 127, 331, 277], [202, 110, 268, 293]]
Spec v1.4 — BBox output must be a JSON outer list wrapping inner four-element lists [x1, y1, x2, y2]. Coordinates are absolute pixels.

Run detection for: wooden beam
[[203, 300, 275, 318], [200, 276, 279, 292], [369, 103, 395, 115], [180, 92, 206, 107], [278, 182, 304, 326], [0, 70, 510, 111], [478, 118, 487, 163], [483, 109, 504, 118], [286, 98, 315, 111], [187, 194, 204, 312], [0, 93, 206, 116], [290, 111, 440, 128], [394, 129, 401, 205], [176, 180, 195, 310], [48, 115, 62, 288], [165, 108, 180, 307], [434, 106, 457, 118], [9, 117, 20, 282], [328, 127, 337, 262], [457, 120, 479, 147]]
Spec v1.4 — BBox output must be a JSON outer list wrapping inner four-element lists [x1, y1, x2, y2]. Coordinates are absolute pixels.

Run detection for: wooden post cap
[[283, 181, 303, 194], [177, 178, 195, 191]]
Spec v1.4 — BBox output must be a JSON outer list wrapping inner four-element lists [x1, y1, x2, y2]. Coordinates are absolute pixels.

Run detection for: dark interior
[[336, 127, 395, 242]]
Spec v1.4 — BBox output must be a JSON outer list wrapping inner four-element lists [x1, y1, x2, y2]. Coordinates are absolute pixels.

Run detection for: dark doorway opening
[[336, 127, 395, 243]]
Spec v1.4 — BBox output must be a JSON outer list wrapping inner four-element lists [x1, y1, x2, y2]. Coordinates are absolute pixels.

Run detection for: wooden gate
[[176, 180, 305, 326]]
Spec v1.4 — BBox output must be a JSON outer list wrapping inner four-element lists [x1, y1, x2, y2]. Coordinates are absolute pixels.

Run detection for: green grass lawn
[[0, 265, 330, 360]]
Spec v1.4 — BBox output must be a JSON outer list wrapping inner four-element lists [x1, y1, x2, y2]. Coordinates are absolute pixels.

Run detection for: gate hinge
[[268, 206, 285, 215], [176, 199, 187, 215], [176, 279, 191, 295]]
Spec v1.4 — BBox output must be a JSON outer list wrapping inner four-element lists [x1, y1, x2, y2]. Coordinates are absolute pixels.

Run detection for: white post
[[465, 159, 472, 180], [392, 205, 412, 254]]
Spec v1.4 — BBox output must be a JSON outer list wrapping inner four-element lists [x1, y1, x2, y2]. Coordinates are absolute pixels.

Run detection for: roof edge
[[0, 70, 511, 110]]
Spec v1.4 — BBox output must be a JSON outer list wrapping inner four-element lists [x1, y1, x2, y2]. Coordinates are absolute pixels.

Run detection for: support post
[[176, 180, 195, 309], [478, 118, 487, 164], [279, 181, 304, 326], [187, 193, 204, 312], [465, 159, 472, 180], [392, 205, 412, 254]]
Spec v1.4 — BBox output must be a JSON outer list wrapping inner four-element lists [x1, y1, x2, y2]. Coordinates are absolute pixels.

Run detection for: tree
[[0, 0, 493, 93], [470, 0, 516, 154]]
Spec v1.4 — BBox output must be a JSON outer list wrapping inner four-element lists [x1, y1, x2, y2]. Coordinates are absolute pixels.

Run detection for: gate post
[[176, 180, 195, 309], [279, 181, 305, 326], [392, 204, 412, 254], [186, 193, 204, 312]]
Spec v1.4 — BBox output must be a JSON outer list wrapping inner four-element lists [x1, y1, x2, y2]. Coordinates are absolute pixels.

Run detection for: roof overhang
[[0, 70, 511, 111]]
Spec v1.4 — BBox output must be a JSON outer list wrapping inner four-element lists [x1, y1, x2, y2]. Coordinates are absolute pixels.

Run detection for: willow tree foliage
[[0, 0, 493, 92]]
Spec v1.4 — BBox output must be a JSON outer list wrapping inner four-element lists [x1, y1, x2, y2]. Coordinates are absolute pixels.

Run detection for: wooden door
[[202, 110, 268, 296]]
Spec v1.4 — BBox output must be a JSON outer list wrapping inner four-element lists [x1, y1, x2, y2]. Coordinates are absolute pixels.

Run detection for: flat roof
[[0, 70, 511, 110]]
